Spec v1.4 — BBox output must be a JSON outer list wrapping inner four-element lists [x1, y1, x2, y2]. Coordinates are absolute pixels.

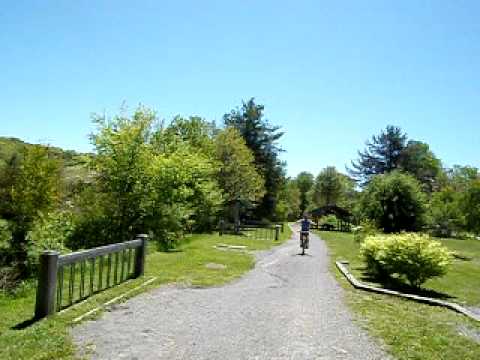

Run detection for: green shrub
[[321, 214, 338, 227], [352, 219, 378, 243], [360, 233, 452, 287], [26, 211, 73, 271]]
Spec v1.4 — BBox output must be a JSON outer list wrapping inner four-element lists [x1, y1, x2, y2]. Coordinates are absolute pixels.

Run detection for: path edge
[[336, 260, 480, 322]]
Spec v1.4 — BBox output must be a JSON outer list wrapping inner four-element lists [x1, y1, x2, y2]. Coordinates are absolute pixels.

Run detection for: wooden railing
[[35, 234, 148, 319], [219, 221, 283, 241]]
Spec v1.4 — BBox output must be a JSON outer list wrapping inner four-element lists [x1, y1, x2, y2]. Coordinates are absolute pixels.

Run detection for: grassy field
[[0, 226, 291, 360], [318, 231, 480, 360]]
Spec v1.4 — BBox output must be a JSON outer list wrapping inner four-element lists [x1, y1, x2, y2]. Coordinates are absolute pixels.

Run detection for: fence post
[[134, 234, 148, 277], [219, 219, 225, 236], [35, 251, 59, 319], [275, 225, 281, 241]]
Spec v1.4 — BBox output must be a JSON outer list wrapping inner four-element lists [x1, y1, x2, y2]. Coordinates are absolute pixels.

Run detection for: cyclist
[[300, 214, 311, 253]]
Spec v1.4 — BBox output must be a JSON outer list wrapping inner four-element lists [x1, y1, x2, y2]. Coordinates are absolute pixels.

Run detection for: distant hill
[[0, 136, 93, 185]]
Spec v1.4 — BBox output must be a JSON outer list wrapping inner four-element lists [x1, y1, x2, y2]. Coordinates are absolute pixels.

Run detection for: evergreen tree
[[224, 98, 285, 219], [349, 125, 407, 185]]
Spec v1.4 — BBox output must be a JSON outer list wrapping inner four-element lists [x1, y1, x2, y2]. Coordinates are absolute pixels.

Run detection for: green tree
[[399, 141, 443, 193], [224, 98, 285, 219], [349, 125, 408, 185], [276, 179, 301, 221], [295, 172, 314, 215], [89, 106, 155, 243], [7, 146, 61, 276], [462, 179, 480, 234], [359, 171, 427, 233], [309, 167, 344, 207], [154, 116, 216, 156], [428, 186, 464, 237], [214, 127, 265, 224], [144, 149, 222, 245]]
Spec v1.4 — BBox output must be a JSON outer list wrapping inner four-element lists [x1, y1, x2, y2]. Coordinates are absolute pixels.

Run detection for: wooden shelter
[[309, 205, 353, 231]]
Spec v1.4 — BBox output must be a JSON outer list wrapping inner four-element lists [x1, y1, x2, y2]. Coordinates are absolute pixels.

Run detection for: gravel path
[[72, 227, 390, 359]]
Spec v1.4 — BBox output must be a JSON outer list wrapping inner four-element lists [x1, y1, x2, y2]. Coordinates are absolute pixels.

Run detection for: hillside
[[0, 136, 92, 184]]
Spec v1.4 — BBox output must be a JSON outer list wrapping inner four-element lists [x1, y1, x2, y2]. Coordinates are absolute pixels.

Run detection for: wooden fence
[[219, 221, 283, 241], [35, 234, 148, 319]]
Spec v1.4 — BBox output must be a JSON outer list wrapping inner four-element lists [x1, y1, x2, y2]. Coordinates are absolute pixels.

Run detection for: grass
[[0, 225, 291, 360], [318, 230, 480, 360]]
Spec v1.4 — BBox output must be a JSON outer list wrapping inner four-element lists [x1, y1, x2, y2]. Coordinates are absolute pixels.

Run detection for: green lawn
[[318, 231, 480, 360], [0, 225, 291, 360]]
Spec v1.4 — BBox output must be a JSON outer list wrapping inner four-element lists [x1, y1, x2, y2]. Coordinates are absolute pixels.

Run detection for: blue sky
[[1, 1, 479, 177]]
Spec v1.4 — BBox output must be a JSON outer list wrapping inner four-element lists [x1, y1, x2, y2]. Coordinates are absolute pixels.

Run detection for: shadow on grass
[[356, 267, 455, 301], [453, 253, 473, 261], [11, 316, 37, 330]]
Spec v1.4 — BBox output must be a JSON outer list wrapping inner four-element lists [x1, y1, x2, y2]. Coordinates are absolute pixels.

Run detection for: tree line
[[285, 125, 480, 237], [0, 99, 285, 285]]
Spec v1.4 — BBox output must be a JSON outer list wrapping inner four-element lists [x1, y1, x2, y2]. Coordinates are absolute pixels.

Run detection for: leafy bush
[[427, 187, 464, 238], [361, 233, 452, 287], [359, 171, 427, 233], [352, 219, 378, 243], [321, 214, 338, 227], [26, 211, 73, 272]]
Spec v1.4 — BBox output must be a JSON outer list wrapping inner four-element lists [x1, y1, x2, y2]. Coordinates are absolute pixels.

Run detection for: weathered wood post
[[35, 251, 59, 319], [134, 234, 148, 277], [219, 219, 225, 236], [275, 224, 281, 241]]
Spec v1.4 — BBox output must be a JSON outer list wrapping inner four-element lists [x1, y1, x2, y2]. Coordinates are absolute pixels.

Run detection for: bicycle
[[300, 230, 309, 255]]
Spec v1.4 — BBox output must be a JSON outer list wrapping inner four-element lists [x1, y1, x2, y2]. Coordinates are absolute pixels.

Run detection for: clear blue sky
[[1, 1, 479, 177]]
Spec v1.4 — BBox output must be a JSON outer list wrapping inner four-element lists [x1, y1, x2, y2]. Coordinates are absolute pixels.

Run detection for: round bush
[[360, 233, 452, 287]]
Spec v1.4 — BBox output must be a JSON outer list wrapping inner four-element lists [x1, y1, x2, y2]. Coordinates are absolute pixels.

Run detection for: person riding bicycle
[[300, 214, 310, 250]]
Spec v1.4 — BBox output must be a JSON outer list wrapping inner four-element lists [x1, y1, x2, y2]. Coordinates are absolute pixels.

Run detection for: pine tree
[[349, 125, 407, 185], [224, 98, 285, 219]]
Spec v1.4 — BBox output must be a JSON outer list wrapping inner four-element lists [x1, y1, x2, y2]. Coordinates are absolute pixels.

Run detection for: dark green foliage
[[462, 179, 480, 234], [359, 171, 427, 233], [349, 125, 407, 185], [428, 186, 464, 237], [349, 127, 443, 192], [399, 141, 443, 193], [224, 98, 285, 219], [295, 172, 314, 215]]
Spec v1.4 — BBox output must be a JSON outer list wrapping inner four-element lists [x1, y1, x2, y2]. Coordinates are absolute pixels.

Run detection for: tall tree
[[309, 167, 344, 207], [295, 172, 314, 215], [349, 125, 407, 185], [90, 106, 156, 243], [214, 127, 265, 223], [275, 179, 301, 221], [224, 98, 285, 219]]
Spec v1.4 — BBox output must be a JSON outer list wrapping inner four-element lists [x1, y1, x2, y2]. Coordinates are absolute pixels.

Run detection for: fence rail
[[218, 221, 283, 241], [35, 234, 148, 319]]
